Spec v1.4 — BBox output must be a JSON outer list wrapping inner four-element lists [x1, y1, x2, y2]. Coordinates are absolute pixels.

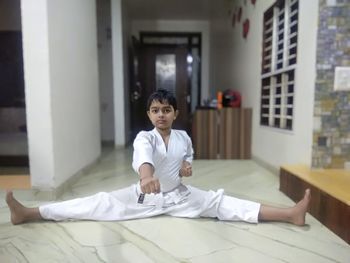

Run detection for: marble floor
[[0, 148, 349, 262]]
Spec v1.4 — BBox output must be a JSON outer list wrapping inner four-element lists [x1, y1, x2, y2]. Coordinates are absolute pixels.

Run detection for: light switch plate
[[334, 67, 350, 91], [345, 161, 350, 170]]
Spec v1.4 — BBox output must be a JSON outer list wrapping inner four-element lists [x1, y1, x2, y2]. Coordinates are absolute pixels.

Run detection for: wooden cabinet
[[192, 109, 218, 159], [192, 108, 252, 159]]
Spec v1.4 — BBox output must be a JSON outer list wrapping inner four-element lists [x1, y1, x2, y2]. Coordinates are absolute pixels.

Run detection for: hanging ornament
[[237, 6, 242, 22], [251, 0, 257, 5], [232, 12, 236, 27], [243, 19, 250, 38]]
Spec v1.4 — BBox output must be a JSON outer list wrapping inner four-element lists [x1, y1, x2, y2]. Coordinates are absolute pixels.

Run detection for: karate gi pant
[[39, 184, 261, 223]]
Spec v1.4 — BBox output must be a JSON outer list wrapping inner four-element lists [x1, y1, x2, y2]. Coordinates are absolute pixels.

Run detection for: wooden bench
[[280, 165, 350, 244], [0, 175, 31, 189]]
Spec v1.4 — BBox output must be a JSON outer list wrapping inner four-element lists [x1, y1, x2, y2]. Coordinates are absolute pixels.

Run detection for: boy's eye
[[151, 109, 158, 113]]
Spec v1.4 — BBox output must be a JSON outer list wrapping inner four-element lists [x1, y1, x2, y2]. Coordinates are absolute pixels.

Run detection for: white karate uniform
[[39, 129, 261, 223]]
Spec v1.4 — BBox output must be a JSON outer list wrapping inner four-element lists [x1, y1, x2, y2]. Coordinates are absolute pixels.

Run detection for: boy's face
[[147, 99, 178, 131]]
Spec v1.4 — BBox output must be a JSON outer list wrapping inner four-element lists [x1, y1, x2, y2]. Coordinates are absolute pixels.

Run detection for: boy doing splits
[[6, 89, 310, 226]]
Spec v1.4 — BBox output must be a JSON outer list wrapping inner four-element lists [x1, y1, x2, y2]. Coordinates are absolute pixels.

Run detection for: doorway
[[0, 28, 29, 174], [129, 32, 201, 140]]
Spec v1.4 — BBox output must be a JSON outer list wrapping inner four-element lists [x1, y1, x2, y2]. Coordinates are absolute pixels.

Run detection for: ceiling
[[123, 0, 230, 20]]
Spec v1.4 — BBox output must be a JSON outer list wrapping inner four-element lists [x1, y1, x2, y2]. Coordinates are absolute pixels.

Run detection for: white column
[[21, 0, 55, 189], [111, 0, 126, 146], [21, 0, 101, 190]]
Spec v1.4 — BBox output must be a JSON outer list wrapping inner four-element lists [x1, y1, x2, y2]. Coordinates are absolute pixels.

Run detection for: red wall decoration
[[243, 19, 250, 38], [231, 0, 256, 38]]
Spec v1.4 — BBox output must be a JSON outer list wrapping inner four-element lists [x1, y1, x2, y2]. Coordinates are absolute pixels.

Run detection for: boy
[[6, 89, 310, 225]]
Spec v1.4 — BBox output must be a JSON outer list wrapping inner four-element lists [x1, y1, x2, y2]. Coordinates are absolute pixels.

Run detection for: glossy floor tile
[[0, 148, 349, 262]]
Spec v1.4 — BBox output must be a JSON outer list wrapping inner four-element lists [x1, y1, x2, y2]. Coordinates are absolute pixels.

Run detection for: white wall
[[130, 20, 211, 103], [96, 0, 131, 145], [121, 0, 131, 145], [209, 17, 235, 95], [225, 0, 319, 170], [97, 0, 115, 142], [111, 0, 127, 146], [21, 0, 101, 189]]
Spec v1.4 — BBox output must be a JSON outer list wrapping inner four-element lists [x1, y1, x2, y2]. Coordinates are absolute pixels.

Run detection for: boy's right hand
[[140, 175, 160, 194]]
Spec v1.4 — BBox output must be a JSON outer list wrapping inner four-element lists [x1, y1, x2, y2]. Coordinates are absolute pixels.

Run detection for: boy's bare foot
[[5, 190, 42, 225], [6, 190, 27, 225], [258, 189, 311, 225], [289, 189, 311, 226]]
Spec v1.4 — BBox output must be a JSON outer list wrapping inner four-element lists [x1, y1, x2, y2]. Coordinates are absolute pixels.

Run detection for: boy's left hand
[[179, 162, 192, 177]]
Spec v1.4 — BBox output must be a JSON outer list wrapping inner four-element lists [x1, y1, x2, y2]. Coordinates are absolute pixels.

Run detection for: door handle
[[131, 82, 142, 102], [133, 91, 141, 101]]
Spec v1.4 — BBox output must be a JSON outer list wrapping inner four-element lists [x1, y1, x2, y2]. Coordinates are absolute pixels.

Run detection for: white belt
[[136, 183, 191, 208]]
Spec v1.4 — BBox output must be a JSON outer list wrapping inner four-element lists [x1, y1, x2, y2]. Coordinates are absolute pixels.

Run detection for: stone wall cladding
[[312, 0, 350, 168]]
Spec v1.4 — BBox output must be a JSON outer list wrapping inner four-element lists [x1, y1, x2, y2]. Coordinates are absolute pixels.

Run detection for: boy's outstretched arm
[[139, 163, 160, 194]]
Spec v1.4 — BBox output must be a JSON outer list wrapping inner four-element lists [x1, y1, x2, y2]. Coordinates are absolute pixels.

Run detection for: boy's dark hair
[[147, 89, 177, 111]]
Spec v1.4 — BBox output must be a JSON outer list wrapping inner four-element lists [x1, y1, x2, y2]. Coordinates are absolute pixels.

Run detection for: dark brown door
[[130, 44, 190, 140]]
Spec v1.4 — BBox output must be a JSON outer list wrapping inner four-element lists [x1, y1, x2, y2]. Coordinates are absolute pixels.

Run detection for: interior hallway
[[0, 147, 349, 262]]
